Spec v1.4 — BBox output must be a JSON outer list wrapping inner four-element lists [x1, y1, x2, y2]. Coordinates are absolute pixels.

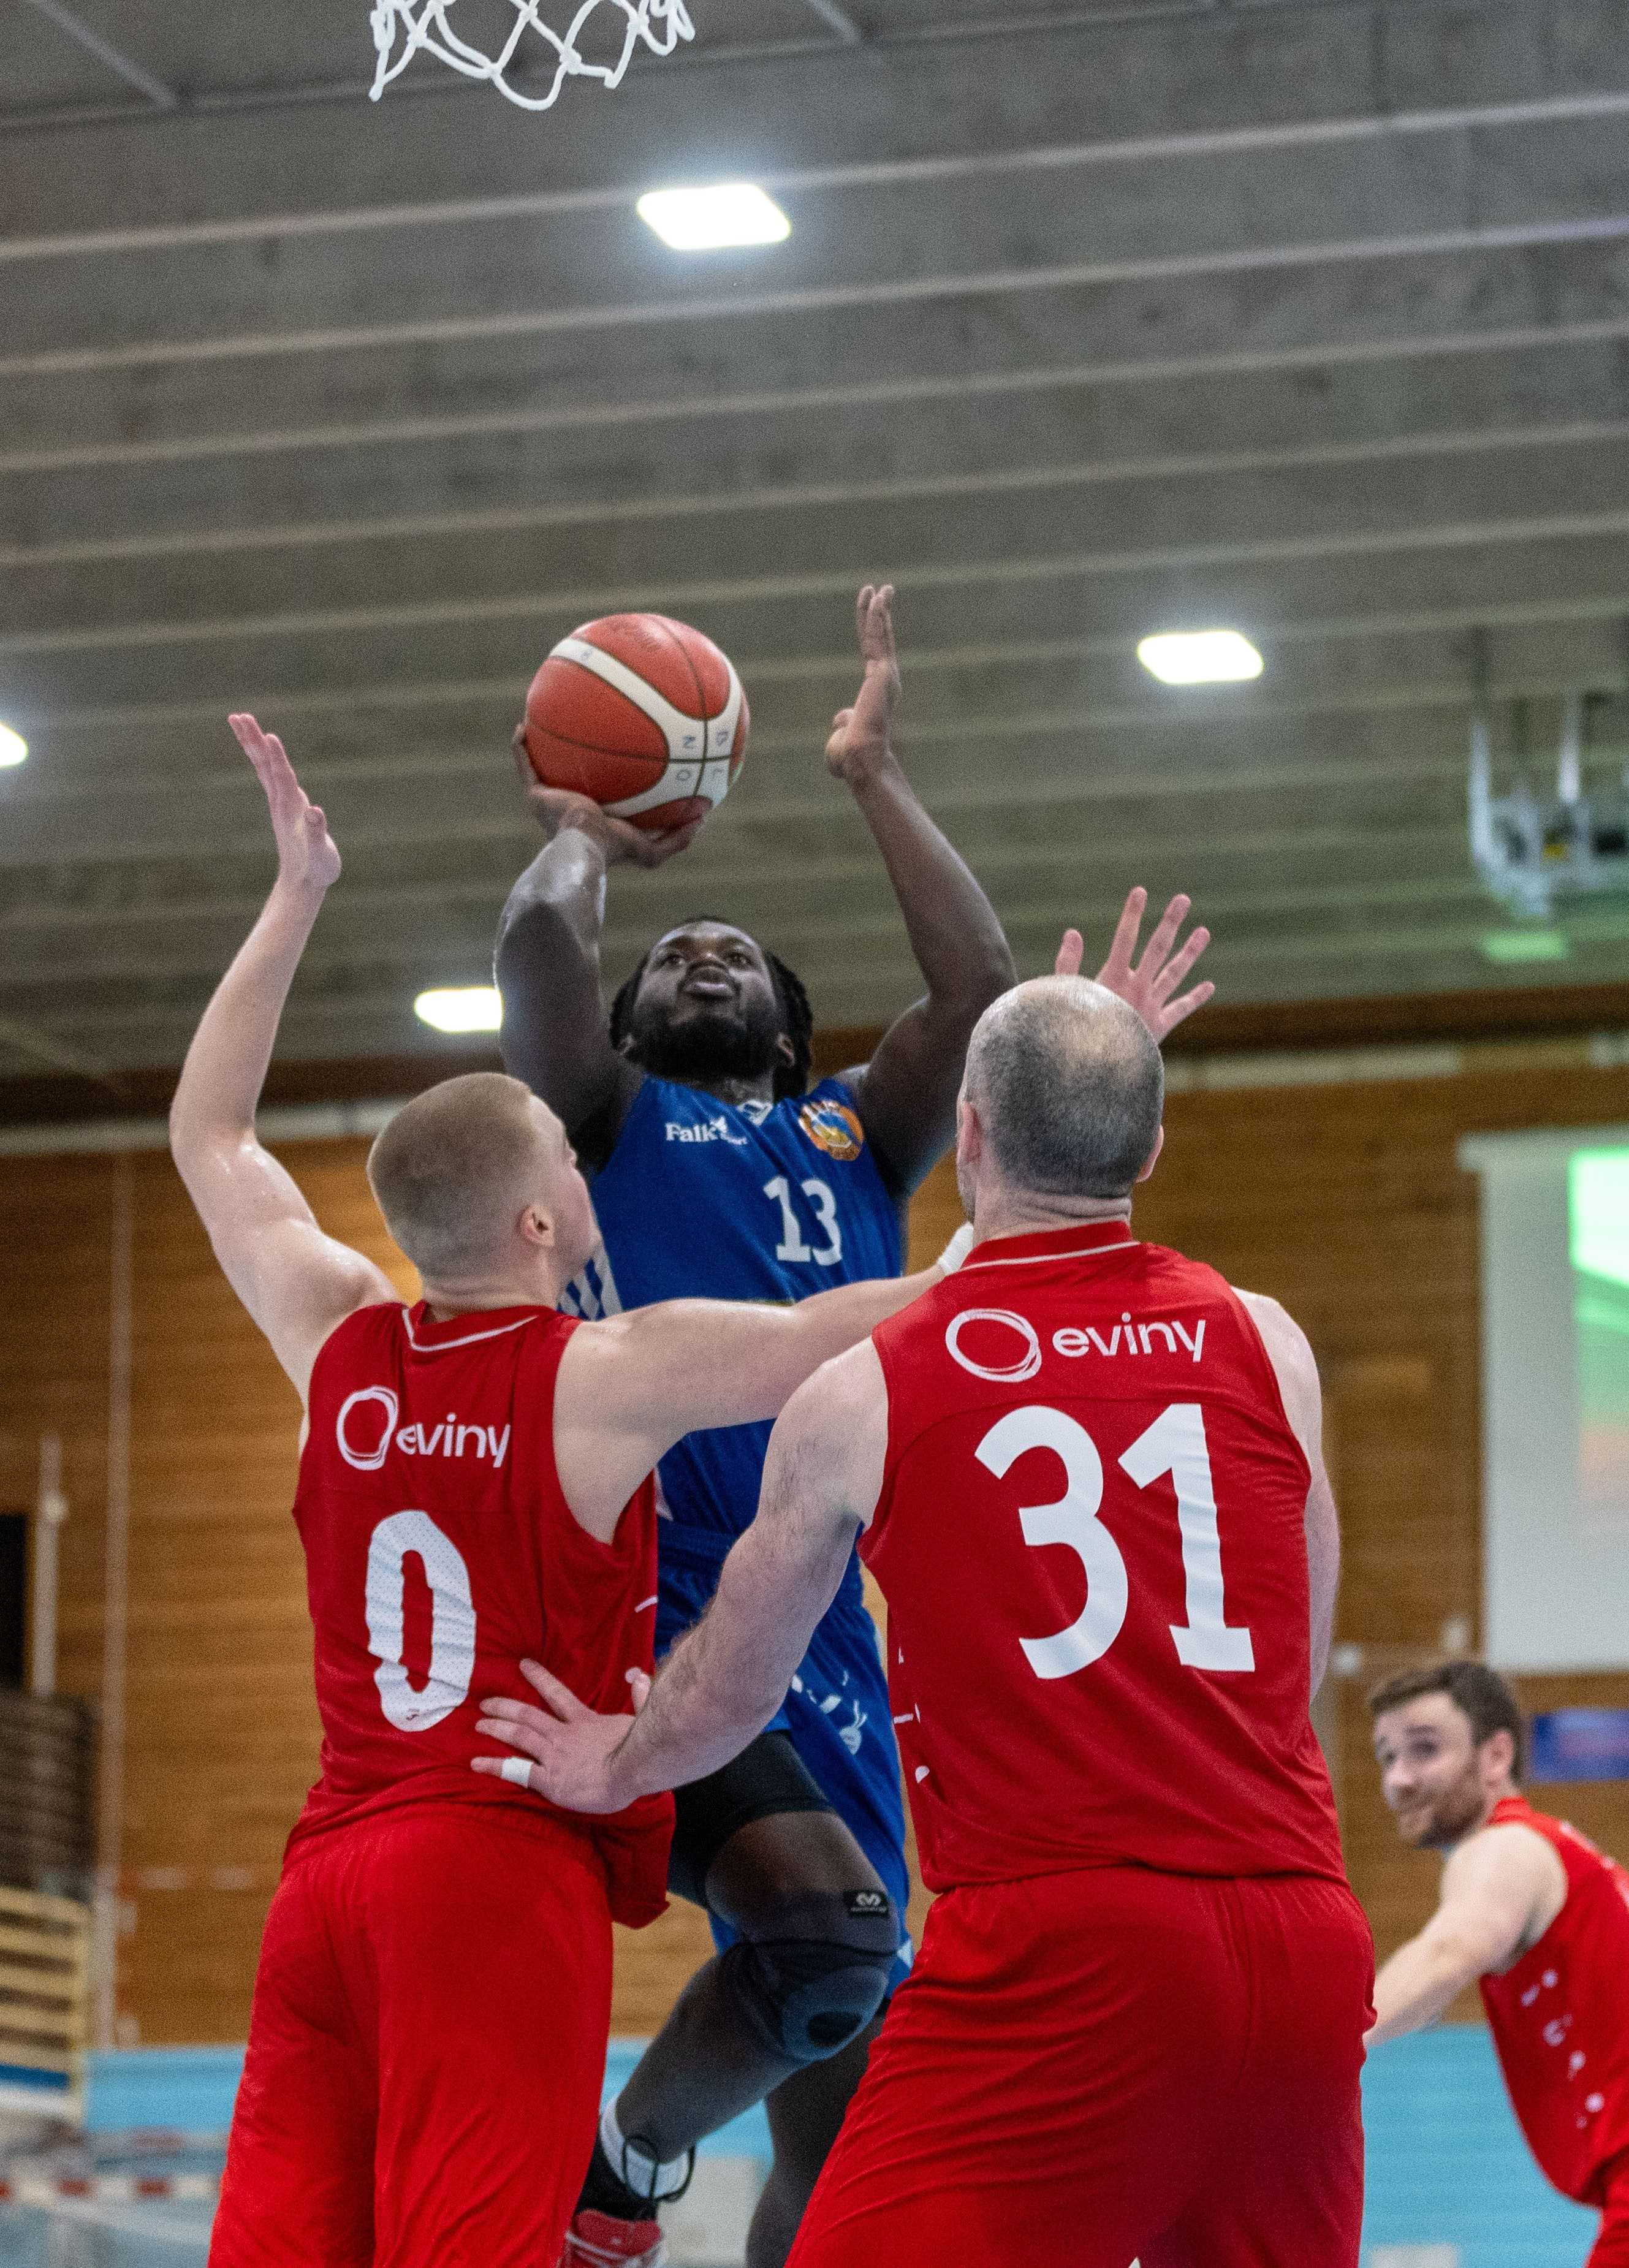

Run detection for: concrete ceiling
[[4, 0, 1629, 1085]]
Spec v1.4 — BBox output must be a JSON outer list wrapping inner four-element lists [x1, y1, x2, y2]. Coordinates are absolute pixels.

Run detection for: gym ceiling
[[2, 0, 1628, 1084]]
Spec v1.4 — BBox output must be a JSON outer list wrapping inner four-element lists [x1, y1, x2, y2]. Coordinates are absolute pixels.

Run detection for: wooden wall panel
[[2, 1048, 1628, 2041]]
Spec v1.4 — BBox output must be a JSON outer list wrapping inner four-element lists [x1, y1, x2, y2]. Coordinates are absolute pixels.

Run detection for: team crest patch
[[800, 1098, 865, 1161]]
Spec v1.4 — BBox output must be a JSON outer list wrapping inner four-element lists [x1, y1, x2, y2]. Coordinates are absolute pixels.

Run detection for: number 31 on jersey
[[978, 1402, 1256, 1680]]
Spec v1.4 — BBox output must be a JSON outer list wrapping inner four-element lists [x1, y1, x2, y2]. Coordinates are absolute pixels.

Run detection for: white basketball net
[[369, 0, 695, 110]]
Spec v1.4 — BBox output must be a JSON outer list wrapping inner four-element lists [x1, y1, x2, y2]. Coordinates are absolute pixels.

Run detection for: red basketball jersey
[[1479, 1796, 1629, 2204], [287, 1300, 671, 1926], [864, 1221, 1345, 1888]]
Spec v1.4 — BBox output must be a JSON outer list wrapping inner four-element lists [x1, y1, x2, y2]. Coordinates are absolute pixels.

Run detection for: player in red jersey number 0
[[170, 718, 957, 2268], [485, 973, 1375, 2267]]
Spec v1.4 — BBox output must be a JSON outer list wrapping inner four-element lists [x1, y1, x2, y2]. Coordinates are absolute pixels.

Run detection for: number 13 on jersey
[[764, 1175, 843, 1267], [978, 1401, 1256, 1680]]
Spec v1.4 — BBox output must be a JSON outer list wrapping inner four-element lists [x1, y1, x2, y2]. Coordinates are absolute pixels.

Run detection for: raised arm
[[1237, 1291, 1339, 1691], [169, 718, 397, 1401], [493, 735, 698, 1163], [552, 1256, 943, 1537], [1368, 1826, 1566, 2046], [476, 1341, 889, 1811], [830, 587, 1016, 1194]]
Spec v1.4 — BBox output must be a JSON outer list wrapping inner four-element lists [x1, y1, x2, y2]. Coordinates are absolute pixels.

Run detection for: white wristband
[[937, 1222, 976, 1274]]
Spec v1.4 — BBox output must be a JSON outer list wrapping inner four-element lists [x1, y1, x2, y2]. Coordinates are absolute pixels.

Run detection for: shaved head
[[965, 977, 1163, 1201], [366, 1072, 583, 1282]]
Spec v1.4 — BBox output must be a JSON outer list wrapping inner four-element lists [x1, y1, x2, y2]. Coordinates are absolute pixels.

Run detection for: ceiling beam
[[6, 82, 1627, 269], [0, 1007, 111, 1082], [8, 506, 1629, 661], [5, 412, 1627, 573], [5, 313, 1625, 487], [16, 0, 178, 109], [7, 205, 1629, 384], [10, 584, 1628, 741]]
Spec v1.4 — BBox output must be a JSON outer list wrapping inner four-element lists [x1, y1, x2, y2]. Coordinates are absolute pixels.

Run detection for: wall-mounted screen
[[1460, 1129, 1629, 1671]]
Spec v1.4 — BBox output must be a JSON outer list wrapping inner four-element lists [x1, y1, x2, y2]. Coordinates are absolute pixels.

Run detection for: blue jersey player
[[495, 586, 1213, 2268]]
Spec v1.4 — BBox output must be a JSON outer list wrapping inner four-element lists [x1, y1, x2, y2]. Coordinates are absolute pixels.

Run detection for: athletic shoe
[[560, 2208, 666, 2267]]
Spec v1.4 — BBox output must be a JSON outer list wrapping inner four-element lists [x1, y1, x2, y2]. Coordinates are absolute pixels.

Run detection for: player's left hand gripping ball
[[474, 1662, 651, 1815]]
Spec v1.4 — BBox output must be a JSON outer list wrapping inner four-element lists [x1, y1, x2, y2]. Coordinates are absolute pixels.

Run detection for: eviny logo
[[337, 1387, 511, 1470], [944, 1310, 1043, 1383]]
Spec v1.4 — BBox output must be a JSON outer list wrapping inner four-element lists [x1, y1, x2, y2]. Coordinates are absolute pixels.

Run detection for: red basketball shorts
[[208, 1802, 613, 2268], [786, 1864, 1374, 2268]]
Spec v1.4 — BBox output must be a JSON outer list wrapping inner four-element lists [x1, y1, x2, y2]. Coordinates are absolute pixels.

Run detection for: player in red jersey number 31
[[487, 971, 1376, 2267]]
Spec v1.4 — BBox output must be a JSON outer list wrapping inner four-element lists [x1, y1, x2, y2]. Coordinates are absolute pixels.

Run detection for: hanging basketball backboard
[[369, 0, 695, 110]]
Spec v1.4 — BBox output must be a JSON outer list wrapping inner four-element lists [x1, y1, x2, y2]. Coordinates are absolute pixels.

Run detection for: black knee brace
[[720, 1889, 898, 2065]]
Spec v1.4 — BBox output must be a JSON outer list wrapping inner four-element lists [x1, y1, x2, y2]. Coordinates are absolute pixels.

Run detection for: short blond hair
[[366, 1073, 549, 1278]]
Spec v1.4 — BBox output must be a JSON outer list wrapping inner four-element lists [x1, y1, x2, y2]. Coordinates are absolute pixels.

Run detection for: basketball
[[523, 613, 750, 833]]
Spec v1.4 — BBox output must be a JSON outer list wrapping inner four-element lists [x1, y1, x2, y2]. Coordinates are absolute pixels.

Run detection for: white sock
[[600, 2096, 691, 2204]]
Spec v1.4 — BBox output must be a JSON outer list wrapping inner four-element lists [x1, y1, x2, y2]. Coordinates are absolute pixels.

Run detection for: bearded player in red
[[1369, 1661, 1629, 2264], [172, 718, 957, 2268], [482, 972, 1375, 2266]]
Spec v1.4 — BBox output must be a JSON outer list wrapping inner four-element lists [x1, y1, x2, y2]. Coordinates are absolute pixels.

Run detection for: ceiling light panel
[[636, 183, 792, 251], [1137, 631, 1264, 686], [414, 987, 503, 1034]]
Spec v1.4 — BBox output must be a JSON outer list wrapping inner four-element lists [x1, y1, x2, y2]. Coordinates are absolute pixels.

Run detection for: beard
[[1396, 1761, 1491, 1850], [622, 993, 784, 1090]]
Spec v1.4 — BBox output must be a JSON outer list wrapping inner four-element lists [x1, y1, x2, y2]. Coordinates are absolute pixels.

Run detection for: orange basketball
[[523, 613, 750, 833]]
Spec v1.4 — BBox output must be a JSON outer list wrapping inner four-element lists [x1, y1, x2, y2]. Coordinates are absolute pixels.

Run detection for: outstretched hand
[[1060, 887, 1214, 1042], [826, 583, 902, 786], [510, 724, 702, 870], [471, 1659, 651, 1816], [229, 714, 340, 898]]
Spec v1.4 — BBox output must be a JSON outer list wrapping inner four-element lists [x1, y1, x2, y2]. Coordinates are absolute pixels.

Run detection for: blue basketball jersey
[[563, 1073, 914, 1974], [561, 1075, 904, 1543]]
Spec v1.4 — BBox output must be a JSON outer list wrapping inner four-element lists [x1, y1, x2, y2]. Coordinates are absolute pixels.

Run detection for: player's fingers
[[1054, 927, 1085, 978], [470, 1756, 534, 1784], [229, 716, 270, 769], [862, 588, 893, 664], [477, 1696, 553, 1733], [1101, 886, 1147, 977], [475, 1714, 550, 1762], [1149, 925, 1210, 1002], [519, 1659, 593, 1720], [626, 1668, 652, 1713], [1133, 893, 1190, 977]]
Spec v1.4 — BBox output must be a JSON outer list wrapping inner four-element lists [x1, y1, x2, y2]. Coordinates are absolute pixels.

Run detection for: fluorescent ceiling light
[[636, 183, 791, 251], [414, 987, 503, 1034], [1137, 630, 1264, 686], [0, 724, 27, 767], [1481, 930, 1570, 965]]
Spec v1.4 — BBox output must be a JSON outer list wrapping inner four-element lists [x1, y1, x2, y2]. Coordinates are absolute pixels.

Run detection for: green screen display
[[1570, 1148, 1629, 1528]]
